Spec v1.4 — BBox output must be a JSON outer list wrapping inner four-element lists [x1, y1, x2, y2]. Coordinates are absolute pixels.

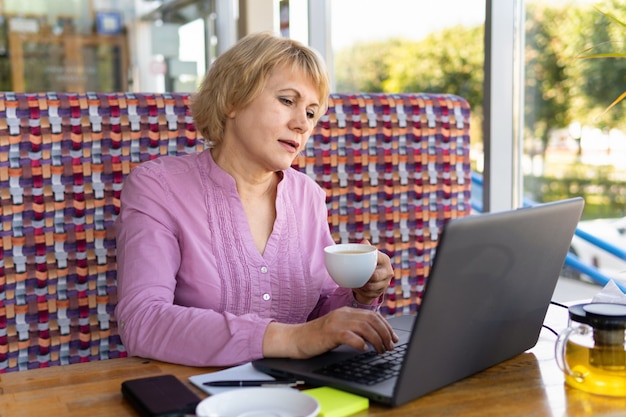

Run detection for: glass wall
[[523, 0, 626, 283], [523, 0, 626, 221]]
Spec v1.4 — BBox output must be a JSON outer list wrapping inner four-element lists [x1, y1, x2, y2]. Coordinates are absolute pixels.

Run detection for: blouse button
[[263, 293, 271, 301], [261, 266, 268, 274]]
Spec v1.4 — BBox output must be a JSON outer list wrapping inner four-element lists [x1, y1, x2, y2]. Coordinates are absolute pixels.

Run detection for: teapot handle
[[555, 325, 588, 381]]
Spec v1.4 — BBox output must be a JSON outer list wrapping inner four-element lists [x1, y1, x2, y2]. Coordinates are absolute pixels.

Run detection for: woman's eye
[[279, 96, 316, 119]]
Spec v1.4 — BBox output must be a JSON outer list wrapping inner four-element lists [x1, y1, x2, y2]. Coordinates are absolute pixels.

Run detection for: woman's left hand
[[352, 240, 393, 305]]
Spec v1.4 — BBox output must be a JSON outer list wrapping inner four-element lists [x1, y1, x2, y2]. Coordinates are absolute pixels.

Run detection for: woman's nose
[[289, 109, 309, 132]]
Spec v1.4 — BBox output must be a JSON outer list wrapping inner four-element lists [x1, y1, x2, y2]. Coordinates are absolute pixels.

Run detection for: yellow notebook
[[303, 387, 369, 417]]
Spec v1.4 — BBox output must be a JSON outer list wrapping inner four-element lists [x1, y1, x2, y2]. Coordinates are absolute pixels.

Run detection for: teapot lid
[[568, 303, 626, 329]]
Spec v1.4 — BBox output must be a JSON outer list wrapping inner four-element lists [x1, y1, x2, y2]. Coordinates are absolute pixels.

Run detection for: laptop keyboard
[[313, 343, 408, 385]]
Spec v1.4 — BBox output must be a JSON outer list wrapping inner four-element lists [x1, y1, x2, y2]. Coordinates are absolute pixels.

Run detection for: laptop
[[253, 197, 585, 407]]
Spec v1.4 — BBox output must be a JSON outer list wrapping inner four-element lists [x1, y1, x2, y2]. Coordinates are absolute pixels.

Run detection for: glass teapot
[[555, 303, 626, 397]]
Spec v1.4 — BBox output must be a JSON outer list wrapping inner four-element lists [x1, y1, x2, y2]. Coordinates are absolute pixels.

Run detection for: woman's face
[[222, 64, 321, 174]]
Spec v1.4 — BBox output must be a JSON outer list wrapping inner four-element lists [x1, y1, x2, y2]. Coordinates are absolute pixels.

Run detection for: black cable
[[541, 300, 570, 337], [541, 324, 559, 337], [550, 300, 569, 310]]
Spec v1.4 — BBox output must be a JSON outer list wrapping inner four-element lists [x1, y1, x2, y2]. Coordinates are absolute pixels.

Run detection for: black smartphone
[[121, 374, 202, 417]]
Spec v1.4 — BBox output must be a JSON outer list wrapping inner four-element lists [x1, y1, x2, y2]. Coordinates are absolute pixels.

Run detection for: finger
[[366, 312, 399, 349], [380, 314, 400, 344], [369, 266, 390, 285], [353, 287, 381, 304], [338, 333, 370, 352], [353, 312, 396, 353], [360, 287, 383, 300], [362, 277, 388, 294], [348, 325, 386, 353], [342, 309, 398, 353], [374, 314, 399, 350], [326, 310, 372, 352]]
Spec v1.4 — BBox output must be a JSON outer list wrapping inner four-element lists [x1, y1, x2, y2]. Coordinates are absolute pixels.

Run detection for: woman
[[114, 32, 398, 367]]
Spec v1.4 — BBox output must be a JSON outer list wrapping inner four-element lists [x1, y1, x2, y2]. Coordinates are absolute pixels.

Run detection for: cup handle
[[555, 325, 588, 381]]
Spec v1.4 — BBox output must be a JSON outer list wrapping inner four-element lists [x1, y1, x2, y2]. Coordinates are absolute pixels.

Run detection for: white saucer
[[195, 387, 320, 417]]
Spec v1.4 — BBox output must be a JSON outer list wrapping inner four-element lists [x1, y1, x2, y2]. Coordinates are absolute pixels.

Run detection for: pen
[[203, 379, 305, 387]]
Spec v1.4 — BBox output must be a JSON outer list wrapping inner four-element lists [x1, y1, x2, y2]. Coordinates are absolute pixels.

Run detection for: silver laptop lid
[[393, 197, 584, 405]]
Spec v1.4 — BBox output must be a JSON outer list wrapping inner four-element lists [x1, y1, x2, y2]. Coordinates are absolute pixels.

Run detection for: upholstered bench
[[0, 92, 471, 372]]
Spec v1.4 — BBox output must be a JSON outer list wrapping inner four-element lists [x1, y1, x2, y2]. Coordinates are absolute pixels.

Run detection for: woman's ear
[[225, 103, 237, 118]]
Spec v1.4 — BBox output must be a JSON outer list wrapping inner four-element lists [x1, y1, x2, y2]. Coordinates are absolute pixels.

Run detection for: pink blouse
[[114, 149, 378, 367]]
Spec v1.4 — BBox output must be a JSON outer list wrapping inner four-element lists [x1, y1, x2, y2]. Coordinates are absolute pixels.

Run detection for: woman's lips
[[278, 139, 299, 153]]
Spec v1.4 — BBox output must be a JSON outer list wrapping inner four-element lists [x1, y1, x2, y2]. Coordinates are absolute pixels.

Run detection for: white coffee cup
[[324, 243, 378, 288]]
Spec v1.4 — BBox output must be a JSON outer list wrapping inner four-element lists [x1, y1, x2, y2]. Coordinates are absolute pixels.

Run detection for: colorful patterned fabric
[[0, 92, 471, 373]]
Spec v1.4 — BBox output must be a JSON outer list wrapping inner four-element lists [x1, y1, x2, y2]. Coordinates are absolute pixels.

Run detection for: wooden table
[[1, 304, 625, 417]]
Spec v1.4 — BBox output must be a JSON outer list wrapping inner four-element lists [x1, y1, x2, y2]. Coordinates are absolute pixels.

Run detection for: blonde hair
[[191, 32, 330, 146]]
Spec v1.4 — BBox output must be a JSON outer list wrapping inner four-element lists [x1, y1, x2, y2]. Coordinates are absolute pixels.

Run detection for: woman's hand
[[263, 307, 399, 359], [352, 240, 393, 305]]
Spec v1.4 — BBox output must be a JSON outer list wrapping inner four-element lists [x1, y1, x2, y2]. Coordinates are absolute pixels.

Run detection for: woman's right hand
[[263, 307, 399, 359]]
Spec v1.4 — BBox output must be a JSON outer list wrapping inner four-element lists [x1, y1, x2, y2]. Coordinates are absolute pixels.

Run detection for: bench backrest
[[0, 92, 471, 372]]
